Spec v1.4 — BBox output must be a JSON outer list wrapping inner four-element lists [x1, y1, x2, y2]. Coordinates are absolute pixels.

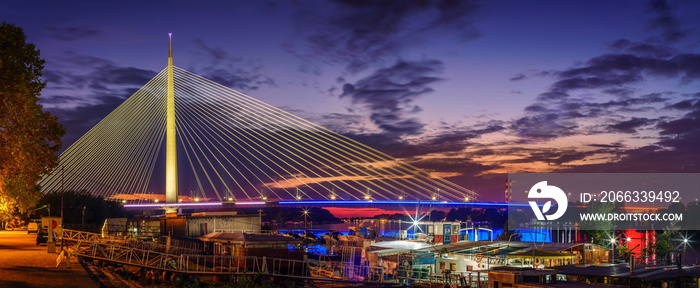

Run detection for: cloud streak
[[341, 59, 444, 136]]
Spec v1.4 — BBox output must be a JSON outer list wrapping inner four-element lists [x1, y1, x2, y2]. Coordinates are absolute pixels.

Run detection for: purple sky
[[3, 0, 700, 202]]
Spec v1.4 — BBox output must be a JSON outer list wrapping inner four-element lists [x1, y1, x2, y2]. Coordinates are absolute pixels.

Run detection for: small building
[[552, 263, 700, 287], [535, 242, 609, 264], [412, 241, 609, 274], [408, 221, 462, 244], [366, 240, 434, 275], [160, 212, 260, 237], [126, 216, 160, 240], [505, 249, 576, 268], [199, 232, 303, 260], [487, 266, 612, 288]]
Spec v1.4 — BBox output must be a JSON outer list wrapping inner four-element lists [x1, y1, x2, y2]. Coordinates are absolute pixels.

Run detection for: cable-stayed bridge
[[39, 42, 477, 207]]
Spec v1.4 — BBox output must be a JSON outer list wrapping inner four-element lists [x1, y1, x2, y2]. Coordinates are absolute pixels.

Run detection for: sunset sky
[[3, 0, 700, 203]]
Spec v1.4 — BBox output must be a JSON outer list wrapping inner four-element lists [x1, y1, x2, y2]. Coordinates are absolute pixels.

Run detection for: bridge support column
[[165, 33, 178, 213]]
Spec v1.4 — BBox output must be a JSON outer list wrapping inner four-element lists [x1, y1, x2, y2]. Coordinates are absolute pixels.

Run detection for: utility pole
[[303, 209, 309, 240]]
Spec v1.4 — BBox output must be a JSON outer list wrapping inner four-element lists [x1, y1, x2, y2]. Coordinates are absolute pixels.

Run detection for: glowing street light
[[680, 237, 690, 265], [610, 237, 617, 263]]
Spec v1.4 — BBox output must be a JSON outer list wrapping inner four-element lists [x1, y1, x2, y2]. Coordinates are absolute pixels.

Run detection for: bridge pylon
[[165, 33, 178, 213]]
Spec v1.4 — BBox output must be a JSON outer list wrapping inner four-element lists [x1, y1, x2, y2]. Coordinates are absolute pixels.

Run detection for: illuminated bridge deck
[[123, 200, 530, 209]]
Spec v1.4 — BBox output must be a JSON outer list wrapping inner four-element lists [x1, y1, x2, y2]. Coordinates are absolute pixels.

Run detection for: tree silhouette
[[0, 23, 65, 221]]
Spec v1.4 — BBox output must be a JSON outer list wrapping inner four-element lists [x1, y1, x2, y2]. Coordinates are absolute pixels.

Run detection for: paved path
[[0, 230, 98, 288]]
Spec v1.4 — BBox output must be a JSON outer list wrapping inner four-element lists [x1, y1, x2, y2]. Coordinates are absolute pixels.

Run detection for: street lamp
[[682, 238, 689, 265], [302, 209, 310, 241], [610, 238, 617, 264]]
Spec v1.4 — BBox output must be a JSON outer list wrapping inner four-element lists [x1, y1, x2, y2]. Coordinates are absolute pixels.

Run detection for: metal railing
[[62, 229, 201, 255], [61, 228, 466, 285]]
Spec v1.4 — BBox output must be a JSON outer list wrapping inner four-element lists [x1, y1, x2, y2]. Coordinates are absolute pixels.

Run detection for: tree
[[0, 23, 65, 221]]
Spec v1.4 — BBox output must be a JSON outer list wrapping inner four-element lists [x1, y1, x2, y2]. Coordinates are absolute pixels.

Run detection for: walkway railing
[[62, 229, 200, 255], [62, 229, 472, 285], [61, 229, 373, 281]]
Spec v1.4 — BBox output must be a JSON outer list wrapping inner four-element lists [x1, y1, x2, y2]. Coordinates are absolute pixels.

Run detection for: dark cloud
[[289, 0, 482, 74], [552, 52, 700, 92], [657, 117, 700, 136], [511, 113, 578, 140], [45, 52, 155, 90], [607, 117, 655, 133], [602, 87, 636, 97], [341, 59, 444, 136], [45, 26, 100, 41], [45, 94, 130, 149], [510, 73, 526, 81], [587, 143, 624, 148], [39, 52, 159, 152], [609, 39, 676, 58], [646, 0, 687, 43], [340, 120, 503, 160], [190, 39, 275, 91], [526, 149, 597, 166], [563, 145, 698, 173], [666, 99, 699, 110]]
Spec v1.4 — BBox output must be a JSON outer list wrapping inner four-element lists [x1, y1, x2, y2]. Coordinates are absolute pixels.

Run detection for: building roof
[[506, 249, 576, 259], [413, 241, 608, 257], [414, 240, 498, 253], [199, 232, 302, 245], [369, 240, 433, 250], [552, 264, 700, 280]]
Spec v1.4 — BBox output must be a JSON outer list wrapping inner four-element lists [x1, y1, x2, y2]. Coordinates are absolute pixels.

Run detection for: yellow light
[[399, 196, 404, 200], [154, 199, 159, 203], [464, 196, 470, 202], [431, 196, 437, 201], [122, 200, 127, 203], [296, 196, 302, 200], [178, 199, 183, 202], [194, 198, 200, 202], [330, 195, 336, 200], [262, 196, 268, 201], [228, 197, 234, 201], [364, 195, 370, 200]]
